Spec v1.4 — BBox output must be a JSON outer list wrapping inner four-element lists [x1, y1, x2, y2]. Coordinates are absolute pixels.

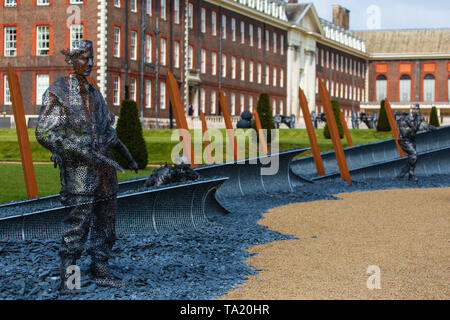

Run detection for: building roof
[[355, 29, 450, 54], [285, 3, 311, 23]]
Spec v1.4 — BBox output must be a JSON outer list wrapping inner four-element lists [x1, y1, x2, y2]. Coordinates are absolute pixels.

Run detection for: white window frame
[[146, 0, 152, 15], [221, 54, 227, 78], [211, 90, 217, 114], [257, 63, 262, 84], [173, 0, 179, 23], [231, 18, 236, 42], [231, 92, 236, 115], [146, 33, 153, 63], [4, 26, 17, 57], [161, 0, 167, 20], [280, 68, 284, 88], [5, 0, 17, 6], [211, 51, 217, 75], [130, 30, 137, 60], [188, 2, 193, 29], [174, 40, 180, 68], [69, 24, 84, 50], [272, 67, 277, 87], [200, 88, 206, 113], [273, 32, 277, 53], [200, 7, 206, 33], [145, 79, 152, 109], [36, 74, 49, 105], [231, 56, 236, 79], [257, 27, 262, 49], [240, 58, 245, 81], [37, 0, 50, 6], [113, 75, 121, 106], [114, 27, 121, 58], [211, 11, 217, 36], [280, 35, 284, 55], [131, 0, 137, 12], [240, 21, 245, 44], [221, 14, 226, 40], [160, 37, 167, 66], [130, 78, 137, 101], [4, 75, 11, 105], [160, 81, 166, 110], [36, 25, 50, 56], [200, 48, 206, 74]]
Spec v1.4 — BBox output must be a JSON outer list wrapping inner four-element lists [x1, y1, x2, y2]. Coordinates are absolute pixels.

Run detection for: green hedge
[[113, 100, 148, 169], [254, 93, 275, 142], [429, 106, 440, 127], [376, 100, 391, 132], [323, 99, 344, 139]]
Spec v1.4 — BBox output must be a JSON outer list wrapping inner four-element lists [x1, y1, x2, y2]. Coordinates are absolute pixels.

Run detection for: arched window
[[423, 74, 435, 102], [399, 74, 411, 102], [376, 74, 387, 101]]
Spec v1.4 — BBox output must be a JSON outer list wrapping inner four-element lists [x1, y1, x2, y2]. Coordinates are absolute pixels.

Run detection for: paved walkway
[[220, 188, 450, 300]]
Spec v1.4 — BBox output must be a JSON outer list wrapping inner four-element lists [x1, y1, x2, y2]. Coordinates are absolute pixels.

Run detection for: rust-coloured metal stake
[[384, 99, 406, 157], [319, 79, 351, 182], [166, 70, 196, 167], [298, 87, 325, 175], [218, 89, 240, 161], [339, 110, 354, 146], [253, 110, 268, 155], [199, 110, 213, 164], [7, 64, 39, 198]]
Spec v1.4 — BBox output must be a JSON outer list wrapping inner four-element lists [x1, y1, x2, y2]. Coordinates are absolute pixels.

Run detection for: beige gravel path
[[219, 188, 450, 300]]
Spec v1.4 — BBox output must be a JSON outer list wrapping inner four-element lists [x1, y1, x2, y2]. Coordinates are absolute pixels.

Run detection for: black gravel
[[0, 174, 448, 300]]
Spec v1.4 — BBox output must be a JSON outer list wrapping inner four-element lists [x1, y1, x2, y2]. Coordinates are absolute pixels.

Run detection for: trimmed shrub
[[113, 100, 148, 169], [323, 99, 344, 139], [376, 100, 391, 132], [253, 93, 275, 142], [429, 106, 440, 127]]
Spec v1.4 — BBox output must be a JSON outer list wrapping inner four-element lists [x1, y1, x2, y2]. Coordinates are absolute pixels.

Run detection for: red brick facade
[[368, 59, 450, 103], [315, 42, 367, 117], [0, 0, 287, 124]]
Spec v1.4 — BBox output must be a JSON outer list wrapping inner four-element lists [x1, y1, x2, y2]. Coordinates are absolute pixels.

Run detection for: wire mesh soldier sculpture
[[36, 40, 138, 289], [396, 104, 436, 182]]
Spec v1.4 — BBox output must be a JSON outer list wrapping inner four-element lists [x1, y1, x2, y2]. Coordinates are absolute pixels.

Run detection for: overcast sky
[[310, 0, 450, 30]]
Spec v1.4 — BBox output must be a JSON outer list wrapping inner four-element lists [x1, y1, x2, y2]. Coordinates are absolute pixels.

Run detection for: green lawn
[[0, 128, 393, 203], [0, 163, 154, 204], [0, 128, 393, 162]]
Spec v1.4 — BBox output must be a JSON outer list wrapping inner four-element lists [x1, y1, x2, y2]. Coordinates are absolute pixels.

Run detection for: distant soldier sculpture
[[36, 40, 138, 289], [396, 104, 436, 182]]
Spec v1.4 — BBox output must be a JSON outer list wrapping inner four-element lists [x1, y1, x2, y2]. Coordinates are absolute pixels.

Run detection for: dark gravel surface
[[0, 174, 448, 300]]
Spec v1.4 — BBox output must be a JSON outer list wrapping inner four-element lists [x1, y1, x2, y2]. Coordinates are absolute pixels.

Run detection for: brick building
[[0, 0, 448, 128], [315, 16, 368, 118], [0, 0, 289, 129], [356, 29, 450, 124]]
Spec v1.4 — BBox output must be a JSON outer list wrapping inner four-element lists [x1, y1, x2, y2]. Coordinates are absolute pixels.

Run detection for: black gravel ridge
[[0, 174, 448, 300]]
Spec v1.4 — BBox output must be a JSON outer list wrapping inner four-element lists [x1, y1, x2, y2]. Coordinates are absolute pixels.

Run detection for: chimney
[[332, 5, 350, 30]]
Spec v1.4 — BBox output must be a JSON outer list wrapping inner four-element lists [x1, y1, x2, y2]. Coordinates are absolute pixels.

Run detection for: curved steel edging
[[0, 178, 229, 241], [290, 125, 450, 178], [312, 146, 450, 181], [194, 148, 310, 198]]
